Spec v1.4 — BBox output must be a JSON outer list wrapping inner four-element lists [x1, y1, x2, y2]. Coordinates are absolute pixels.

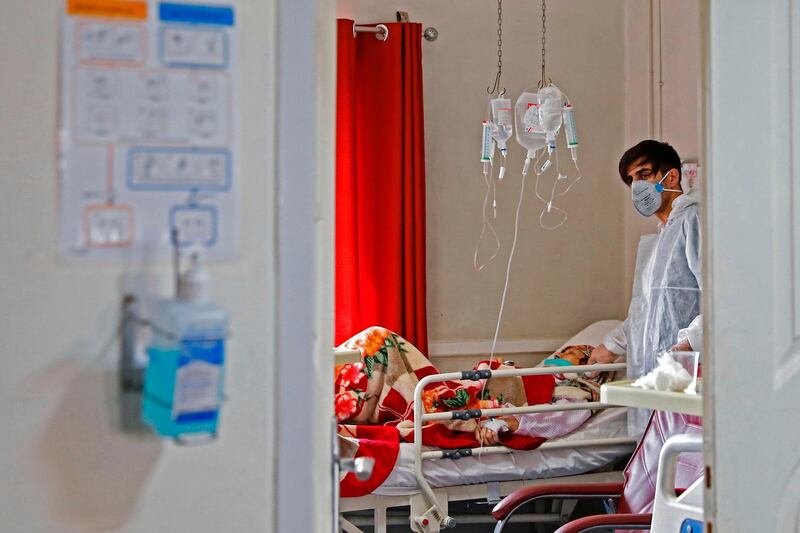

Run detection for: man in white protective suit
[[587, 140, 702, 430]]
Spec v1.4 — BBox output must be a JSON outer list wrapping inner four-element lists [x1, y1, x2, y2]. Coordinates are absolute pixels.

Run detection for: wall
[[622, 0, 702, 300], [0, 0, 276, 531], [337, 0, 630, 348]]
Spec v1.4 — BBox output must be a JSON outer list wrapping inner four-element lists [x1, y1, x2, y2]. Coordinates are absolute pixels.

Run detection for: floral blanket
[[335, 327, 555, 496], [335, 328, 617, 496]]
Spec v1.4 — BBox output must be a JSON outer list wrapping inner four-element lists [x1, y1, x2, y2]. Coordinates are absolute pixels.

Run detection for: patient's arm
[[512, 399, 592, 439], [475, 399, 593, 444]]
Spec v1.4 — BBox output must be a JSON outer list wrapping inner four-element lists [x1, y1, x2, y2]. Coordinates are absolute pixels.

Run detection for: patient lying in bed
[[475, 346, 608, 445], [335, 327, 614, 448]]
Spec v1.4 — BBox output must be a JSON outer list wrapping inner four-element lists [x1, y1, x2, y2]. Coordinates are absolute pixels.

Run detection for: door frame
[[703, 0, 800, 530], [273, 0, 336, 532]]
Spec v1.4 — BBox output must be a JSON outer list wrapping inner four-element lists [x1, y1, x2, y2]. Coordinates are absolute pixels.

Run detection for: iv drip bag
[[490, 98, 513, 154], [514, 90, 547, 157], [537, 85, 564, 142]]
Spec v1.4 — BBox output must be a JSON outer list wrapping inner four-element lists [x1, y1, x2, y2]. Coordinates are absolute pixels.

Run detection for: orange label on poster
[[67, 0, 147, 20]]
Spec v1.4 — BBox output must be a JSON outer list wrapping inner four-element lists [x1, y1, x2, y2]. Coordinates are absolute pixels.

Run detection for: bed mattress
[[373, 407, 632, 496]]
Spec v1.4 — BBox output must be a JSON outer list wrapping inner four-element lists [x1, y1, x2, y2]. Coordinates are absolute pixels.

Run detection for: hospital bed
[[337, 320, 638, 533]]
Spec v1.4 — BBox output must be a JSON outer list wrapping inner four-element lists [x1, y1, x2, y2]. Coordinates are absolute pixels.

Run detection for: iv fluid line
[[476, 165, 527, 462], [481, 168, 527, 399], [474, 161, 501, 271], [535, 156, 582, 204], [489, 169, 497, 219], [554, 158, 582, 199], [532, 135, 582, 230]]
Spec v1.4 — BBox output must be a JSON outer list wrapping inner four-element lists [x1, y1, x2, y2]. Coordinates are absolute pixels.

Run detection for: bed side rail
[[412, 363, 629, 531]]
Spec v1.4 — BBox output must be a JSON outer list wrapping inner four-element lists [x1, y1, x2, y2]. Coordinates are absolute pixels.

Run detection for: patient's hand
[[475, 417, 520, 445], [588, 344, 617, 365]]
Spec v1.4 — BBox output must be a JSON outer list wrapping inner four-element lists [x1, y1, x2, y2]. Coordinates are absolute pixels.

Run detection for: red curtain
[[335, 19, 428, 354]]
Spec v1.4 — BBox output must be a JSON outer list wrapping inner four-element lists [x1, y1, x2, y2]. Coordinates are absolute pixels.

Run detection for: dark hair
[[618, 140, 681, 186]]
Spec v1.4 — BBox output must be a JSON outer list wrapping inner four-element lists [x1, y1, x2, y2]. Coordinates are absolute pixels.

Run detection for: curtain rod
[[353, 23, 439, 42]]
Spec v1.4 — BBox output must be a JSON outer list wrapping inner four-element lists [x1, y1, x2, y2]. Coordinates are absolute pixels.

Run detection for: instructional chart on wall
[[59, 0, 239, 261]]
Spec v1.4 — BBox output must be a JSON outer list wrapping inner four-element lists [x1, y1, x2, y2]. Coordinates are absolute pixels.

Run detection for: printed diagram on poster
[[59, 0, 239, 260]]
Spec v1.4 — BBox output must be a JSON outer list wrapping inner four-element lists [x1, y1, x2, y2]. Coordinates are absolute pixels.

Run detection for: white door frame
[[273, 0, 336, 532], [704, 0, 800, 530]]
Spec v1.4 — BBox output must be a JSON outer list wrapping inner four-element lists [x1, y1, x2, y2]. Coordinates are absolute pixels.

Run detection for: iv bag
[[514, 90, 547, 157], [537, 85, 564, 140], [490, 98, 513, 153]]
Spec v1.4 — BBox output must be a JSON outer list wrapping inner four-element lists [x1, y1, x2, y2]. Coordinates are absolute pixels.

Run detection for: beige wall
[[622, 0, 702, 300], [338, 1, 630, 344], [0, 1, 276, 531]]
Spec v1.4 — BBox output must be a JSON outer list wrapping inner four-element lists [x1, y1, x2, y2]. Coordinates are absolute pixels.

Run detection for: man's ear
[[665, 167, 681, 189]]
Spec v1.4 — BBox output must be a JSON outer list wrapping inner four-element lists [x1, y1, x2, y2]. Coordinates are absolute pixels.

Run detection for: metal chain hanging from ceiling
[[539, 0, 550, 88], [487, 0, 505, 96]]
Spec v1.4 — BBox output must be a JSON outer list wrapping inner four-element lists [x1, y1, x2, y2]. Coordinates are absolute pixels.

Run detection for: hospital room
[[0, 0, 795, 532]]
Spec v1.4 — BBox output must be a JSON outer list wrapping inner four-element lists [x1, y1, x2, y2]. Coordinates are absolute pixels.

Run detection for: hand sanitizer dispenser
[[143, 248, 228, 442]]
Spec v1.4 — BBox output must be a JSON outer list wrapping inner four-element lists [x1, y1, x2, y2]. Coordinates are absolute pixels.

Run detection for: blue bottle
[[143, 250, 228, 441]]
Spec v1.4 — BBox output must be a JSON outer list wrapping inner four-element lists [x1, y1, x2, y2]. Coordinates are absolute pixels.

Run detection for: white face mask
[[631, 171, 681, 217]]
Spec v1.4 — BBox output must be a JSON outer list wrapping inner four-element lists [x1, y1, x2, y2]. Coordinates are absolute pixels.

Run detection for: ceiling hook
[[486, 71, 502, 96]]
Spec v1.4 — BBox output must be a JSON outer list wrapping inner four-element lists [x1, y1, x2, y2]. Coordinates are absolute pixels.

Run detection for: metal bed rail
[[412, 362, 629, 531]]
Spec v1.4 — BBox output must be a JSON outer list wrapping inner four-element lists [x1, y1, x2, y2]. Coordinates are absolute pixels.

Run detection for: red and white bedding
[[335, 327, 616, 497]]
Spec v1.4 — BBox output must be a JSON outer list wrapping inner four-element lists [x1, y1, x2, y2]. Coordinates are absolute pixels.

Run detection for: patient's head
[[554, 345, 592, 365]]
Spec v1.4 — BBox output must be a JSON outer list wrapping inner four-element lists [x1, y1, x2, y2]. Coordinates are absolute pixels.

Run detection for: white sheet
[[373, 407, 631, 496]]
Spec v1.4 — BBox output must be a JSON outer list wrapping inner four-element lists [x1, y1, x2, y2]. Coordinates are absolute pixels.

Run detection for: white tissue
[[633, 352, 693, 392]]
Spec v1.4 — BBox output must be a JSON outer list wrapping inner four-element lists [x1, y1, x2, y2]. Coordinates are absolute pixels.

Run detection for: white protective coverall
[[603, 189, 702, 433]]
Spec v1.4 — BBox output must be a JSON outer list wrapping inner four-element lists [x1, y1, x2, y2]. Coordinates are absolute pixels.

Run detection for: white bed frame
[[335, 322, 635, 532], [337, 362, 636, 533]]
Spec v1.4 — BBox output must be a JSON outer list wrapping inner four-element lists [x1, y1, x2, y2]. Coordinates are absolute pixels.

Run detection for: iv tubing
[[476, 161, 529, 463], [474, 161, 501, 271], [481, 165, 528, 398], [532, 139, 582, 230]]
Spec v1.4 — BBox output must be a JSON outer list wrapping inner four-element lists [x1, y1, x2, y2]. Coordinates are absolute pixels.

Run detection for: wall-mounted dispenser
[[141, 243, 229, 443], [119, 228, 229, 443]]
